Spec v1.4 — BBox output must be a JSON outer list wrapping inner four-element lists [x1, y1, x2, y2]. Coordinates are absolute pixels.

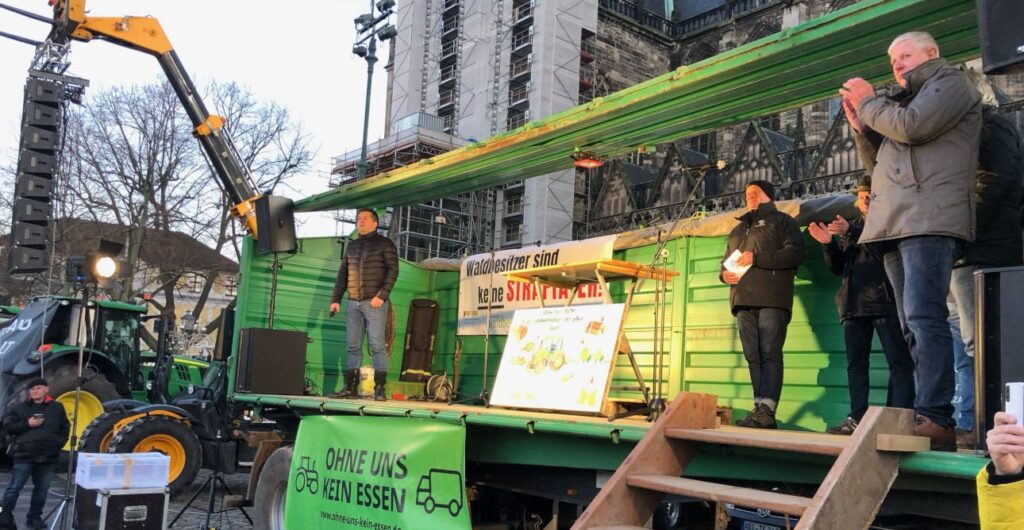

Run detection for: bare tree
[[51, 78, 313, 346]]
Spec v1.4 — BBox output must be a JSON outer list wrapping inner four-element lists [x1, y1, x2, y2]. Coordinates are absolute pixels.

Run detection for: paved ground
[[0, 464, 254, 529]]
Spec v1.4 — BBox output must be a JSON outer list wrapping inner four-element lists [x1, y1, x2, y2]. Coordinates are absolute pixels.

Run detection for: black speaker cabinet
[[235, 327, 307, 395], [977, 0, 1024, 75], [255, 194, 297, 255], [213, 306, 236, 362], [75, 487, 168, 530], [977, 266, 1024, 447]]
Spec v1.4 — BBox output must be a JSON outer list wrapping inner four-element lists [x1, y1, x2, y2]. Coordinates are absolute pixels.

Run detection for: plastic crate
[[75, 452, 170, 490]]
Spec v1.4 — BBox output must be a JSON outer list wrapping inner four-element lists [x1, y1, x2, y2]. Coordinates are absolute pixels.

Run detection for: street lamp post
[[353, 0, 397, 180]]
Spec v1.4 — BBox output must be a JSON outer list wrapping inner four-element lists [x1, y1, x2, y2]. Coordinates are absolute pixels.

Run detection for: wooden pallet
[[572, 392, 926, 530]]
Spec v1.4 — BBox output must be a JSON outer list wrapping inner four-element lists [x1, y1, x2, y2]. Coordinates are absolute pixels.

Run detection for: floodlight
[[353, 45, 368, 57], [376, 0, 396, 11], [354, 13, 374, 27], [377, 25, 398, 41], [94, 256, 117, 279]]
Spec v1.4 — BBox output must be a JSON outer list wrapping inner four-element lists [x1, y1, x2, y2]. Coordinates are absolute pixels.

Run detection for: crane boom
[[48, 0, 262, 236]]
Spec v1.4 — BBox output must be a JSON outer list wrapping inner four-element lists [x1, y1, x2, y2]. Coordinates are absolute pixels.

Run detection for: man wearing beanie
[[2, 378, 69, 529], [721, 180, 805, 429]]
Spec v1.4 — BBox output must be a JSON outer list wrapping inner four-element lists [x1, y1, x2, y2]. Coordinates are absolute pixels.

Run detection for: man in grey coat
[[840, 31, 981, 451]]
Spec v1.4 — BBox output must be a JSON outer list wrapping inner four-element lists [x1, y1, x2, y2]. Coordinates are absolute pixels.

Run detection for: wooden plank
[[665, 427, 848, 456], [796, 407, 914, 530], [876, 433, 930, 453], [626, 474, 812, 516], [572, 392, 718, 529]]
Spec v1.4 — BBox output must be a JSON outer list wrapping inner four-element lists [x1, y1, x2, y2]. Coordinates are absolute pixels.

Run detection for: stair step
[[626, 474, 812, 516], [665, 426, 848, 456]]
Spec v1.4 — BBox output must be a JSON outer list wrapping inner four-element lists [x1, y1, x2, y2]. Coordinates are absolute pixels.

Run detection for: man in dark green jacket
[[330, 209, 399, 401], [721, 181, 805, 429], [2, 378, 69, 530]]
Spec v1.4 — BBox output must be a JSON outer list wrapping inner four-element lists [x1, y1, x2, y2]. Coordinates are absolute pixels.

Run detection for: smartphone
[[1005, 382, 1024, 422], [31, 413, 44, 419]]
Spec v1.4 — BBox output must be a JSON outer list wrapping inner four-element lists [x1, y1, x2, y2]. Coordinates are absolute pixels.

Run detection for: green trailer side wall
[[233, 231, 893, 433]]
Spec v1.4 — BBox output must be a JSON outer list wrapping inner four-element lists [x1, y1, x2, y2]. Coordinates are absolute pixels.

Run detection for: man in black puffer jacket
[[2, 378, 69, 530], [329, 209, 399, 401], [809, 176, 914, 436], [721, 180, 805, 429]]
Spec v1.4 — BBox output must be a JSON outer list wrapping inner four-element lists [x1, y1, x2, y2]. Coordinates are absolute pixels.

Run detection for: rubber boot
[[331, 369, 360, 399], [374, 370, 388, 402]]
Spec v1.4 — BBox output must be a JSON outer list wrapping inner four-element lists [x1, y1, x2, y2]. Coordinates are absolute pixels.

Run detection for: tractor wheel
[[79, 409, 134, 453], [107, 415, 201, 496], [254, 446, 293, 530], [11, 363, 121, 453]]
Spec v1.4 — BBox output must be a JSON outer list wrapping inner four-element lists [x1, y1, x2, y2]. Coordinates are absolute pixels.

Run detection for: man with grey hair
[[840, 31, 981, 451]]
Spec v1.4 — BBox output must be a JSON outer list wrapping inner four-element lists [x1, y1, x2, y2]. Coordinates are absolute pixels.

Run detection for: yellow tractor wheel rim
[[56, 390, 104, 451], [134, 434, 186, 483]]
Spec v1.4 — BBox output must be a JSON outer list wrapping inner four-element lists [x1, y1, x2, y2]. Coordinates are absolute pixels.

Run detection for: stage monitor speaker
[[235, 327, 306, 395], [255, 194, 297, 255], [977, 0, 1024, 75], [977, 266, 1024, 448]]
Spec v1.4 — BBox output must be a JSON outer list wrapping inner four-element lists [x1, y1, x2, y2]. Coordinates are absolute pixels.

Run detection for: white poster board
[[490, 304, 625, 414], [457, 235, 616, 335]]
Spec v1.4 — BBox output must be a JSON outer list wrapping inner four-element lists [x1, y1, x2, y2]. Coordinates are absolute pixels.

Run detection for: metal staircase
[[573, 392, 927, 529]]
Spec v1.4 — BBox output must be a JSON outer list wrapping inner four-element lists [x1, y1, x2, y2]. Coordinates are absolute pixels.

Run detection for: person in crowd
[[946, 70, 1023, 449], [809, 176, 914, 435], [721, 180, 805, 429], [977, 411, 1024, 528], [841, 30, 981, 450], [329, 208, 399, 401], [2, 378, 70, 530]]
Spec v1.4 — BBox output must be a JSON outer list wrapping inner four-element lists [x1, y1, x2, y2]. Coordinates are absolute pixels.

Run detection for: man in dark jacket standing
[[2, 378, 69, 530], [330, 209, 399, 401], [841, 31, 981, 450], [809, 176, 914, 435], [947, 72, 1023, 447], [721, 181, 805, 429]]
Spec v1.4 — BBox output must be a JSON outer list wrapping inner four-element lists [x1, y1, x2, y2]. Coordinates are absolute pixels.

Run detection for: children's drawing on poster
[[457, 235, 616, 335], [490, 304, 625, 414]]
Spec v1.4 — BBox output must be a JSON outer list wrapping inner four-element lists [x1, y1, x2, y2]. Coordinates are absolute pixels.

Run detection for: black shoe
[[373, 370, 388, 401], [735, 403, 777, 429], [826, 416, 859, 435], [330, 369, 361, 399], [27, 517, 45, 530]]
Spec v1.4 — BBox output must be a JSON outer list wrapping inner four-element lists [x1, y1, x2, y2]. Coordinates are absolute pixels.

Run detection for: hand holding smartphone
[[1006, 382, 1024, 421]]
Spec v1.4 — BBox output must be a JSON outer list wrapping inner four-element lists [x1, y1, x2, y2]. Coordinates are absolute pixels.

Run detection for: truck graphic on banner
[[415, 469, 464, 517]]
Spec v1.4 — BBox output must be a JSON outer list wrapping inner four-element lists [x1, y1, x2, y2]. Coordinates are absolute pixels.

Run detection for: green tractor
[[0, 296, 206, 458]]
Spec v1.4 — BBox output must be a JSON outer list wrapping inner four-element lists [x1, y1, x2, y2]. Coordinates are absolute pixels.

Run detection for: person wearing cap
[[809, 176, 914, 435], [841, 31, 981, 451], [721, 180, 805, 429], [2, 378, 69, 530]]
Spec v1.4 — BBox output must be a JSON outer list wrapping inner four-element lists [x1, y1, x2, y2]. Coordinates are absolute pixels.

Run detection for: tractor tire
[[107, 415, 201, 496], [46, 363, 122, 452], [79, 409, 134, 453], [254, 445, 293, 530]]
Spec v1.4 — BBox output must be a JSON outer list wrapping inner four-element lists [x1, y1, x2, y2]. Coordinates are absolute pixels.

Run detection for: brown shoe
[[955, 429, 977, 450], [735, 404, 777, 429], [913, 415, 956, 452]]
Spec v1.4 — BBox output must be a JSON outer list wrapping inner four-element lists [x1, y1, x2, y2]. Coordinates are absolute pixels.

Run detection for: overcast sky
[[0, 0, 391, 237]]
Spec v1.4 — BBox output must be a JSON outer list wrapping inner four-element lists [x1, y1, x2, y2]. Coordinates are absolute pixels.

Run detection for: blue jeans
[[346, 299, 389, 371], [948, 265, 977, 431], [882, 236, 957, 427], [735, 307, 789, 409], [2, 461, 56, 522]]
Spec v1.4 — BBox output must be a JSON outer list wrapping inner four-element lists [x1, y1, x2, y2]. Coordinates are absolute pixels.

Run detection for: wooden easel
[[505, 259, 678, 418]]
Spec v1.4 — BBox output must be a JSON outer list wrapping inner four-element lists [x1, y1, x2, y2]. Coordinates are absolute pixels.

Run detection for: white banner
[[457, 235, 616, 335], [490, 304, 626, 413]]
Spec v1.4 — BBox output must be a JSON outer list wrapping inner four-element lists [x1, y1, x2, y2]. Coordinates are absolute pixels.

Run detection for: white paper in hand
[[724, 249, 752, 279]]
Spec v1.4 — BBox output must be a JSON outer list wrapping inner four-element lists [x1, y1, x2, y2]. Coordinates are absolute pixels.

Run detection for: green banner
[[284, 416, 470, 530]]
